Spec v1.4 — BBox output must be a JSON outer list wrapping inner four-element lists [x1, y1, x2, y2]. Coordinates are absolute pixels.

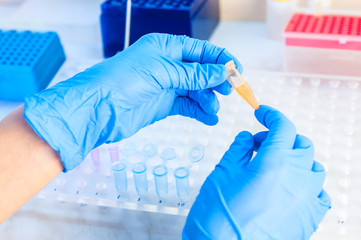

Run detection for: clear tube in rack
[[112, 161, 128, 196], [174, 167, 190, 202], [153, 165, 168, 200], [108, 144, 120, 163], [91, 148, 101, 169], [132, 162, 148, 197], [188, 145, 205, 163], [225, 60, 259, 110]]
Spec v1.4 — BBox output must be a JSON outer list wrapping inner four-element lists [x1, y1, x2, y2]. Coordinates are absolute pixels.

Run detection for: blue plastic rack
[[100, 0, 220, 58], [0, 30, 66, 101]]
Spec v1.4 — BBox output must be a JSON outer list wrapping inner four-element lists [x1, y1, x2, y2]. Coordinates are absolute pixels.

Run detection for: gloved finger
[[293, 134, 314, 150], [254, 105, 297, 149], [291, 135, 315, 170], [219, 131, 254, 167], [253, 131, 268, 152], [303, 161, 327, 196], [188, 90, 220, 115], [211, 81, 233, 96], [318, 189, 332, 209], [179, 35, 242, 69], [145, 34, 237, 65], [170, 96, 219, 126], [164, 61, 228, 91]]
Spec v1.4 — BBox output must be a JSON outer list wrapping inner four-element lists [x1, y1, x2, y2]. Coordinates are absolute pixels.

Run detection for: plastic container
[[284, 13, 361, 76], [100, 0, 220, 58], [266, 0, 293, 40], [0, 30, 66, 101]]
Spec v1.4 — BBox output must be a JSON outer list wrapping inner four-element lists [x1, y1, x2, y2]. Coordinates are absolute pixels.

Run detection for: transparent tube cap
[[153, 165, 168, 176], [142, 143, 157, 158], [112, 161, 127, 172], [124, 142, 137, 157], [188, 145, 205, 163], [161, 148, 176, 161]]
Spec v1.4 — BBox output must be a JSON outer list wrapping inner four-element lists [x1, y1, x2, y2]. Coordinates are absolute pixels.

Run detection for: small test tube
[[108, 144, 120, 163], [225, 60, 259, 110], [132, 162, 148, 197], [142, 143, 157, 159], [153, 165, 168, 199], [91, 148, 101, 169], [112, 161, 128, 196], [174, 167, 190, 202], [188, 145, 205, 163]]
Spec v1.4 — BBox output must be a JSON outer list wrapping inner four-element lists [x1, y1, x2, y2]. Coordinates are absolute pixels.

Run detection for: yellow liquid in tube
[[235, 84, 259, 110], [226, 60, 259, 110]]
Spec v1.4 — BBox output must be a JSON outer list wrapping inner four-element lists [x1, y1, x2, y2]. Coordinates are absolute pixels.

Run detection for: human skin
[[0, 105, 64, 223]]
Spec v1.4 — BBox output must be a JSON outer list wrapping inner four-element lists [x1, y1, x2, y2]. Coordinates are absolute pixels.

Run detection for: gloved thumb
[[219, 131, 254, 167]]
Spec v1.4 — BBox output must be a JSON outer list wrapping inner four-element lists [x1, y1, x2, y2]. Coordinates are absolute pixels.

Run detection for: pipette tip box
[[0, 30, 66, 101], [284, 13, 361, 76], [100, 0, 220, 58]]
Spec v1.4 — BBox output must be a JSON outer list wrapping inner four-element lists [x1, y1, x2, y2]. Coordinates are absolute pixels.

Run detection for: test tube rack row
[[0, 30, 66, 101], [37, 71, 361, 239], [38, 138, 209, 216]]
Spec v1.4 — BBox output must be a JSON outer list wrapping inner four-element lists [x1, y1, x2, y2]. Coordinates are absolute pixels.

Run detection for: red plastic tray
[[285, 13, 361, 51]]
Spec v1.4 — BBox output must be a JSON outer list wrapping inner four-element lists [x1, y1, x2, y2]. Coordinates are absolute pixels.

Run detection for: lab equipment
[[124, 142, 137, 156], [112, 161, 128, 195], [132, 162, 148, 197], [90, 148, 101, 169], [0, 30, 65, 101], [183, 106, 330, 240], [100, 0, 220, 57], [24, 33, 238, 172], [225, 60, 259, 110], [284, 13, 361, 76], [142, 143, 157, 159], [188, 145, 205, 163], [153, 164, 168, 199], [266, 0, 293, 40], [108, 144, 120, 162], [174, 167, 190, 202], [161, 148, 176, 161]]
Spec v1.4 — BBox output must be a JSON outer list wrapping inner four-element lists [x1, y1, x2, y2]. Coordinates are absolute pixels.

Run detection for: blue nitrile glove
[[183, 105, 331, 240], [24, 33, 242, 171]]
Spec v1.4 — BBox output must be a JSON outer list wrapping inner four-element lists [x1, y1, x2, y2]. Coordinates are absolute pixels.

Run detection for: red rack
[[285, 13, 361, 51]]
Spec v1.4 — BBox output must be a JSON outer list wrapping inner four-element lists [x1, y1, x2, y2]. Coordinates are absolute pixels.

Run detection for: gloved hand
[[183, 105, 331, 240], [24, 33, 241, 171]]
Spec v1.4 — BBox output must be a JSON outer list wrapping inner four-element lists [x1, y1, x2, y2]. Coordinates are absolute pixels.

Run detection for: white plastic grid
[[36, 71, 361, 239]]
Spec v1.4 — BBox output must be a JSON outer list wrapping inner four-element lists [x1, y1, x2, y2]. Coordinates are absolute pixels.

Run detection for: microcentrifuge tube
[[174, 167, 190, 202], [108, 144, 119, 163], [225, 60, 259, 110], [188, 145, 205, 163], [142, 143, 157, 159], [161, 148, 176, 161], [132, 162, 148, 197], [153, 165, 168, 199], [91, 148, 101, 169], [112, 161, 127, 195]]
